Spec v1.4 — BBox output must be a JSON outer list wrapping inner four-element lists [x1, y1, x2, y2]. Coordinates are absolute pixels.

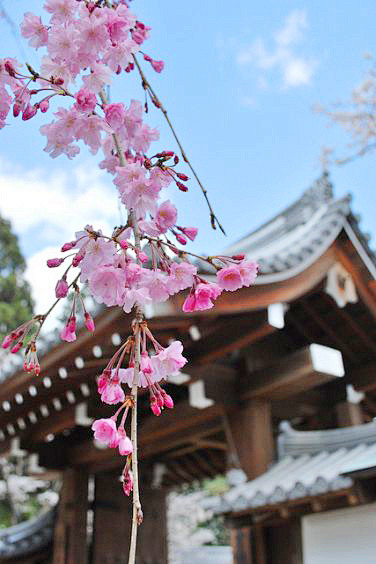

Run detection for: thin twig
[[132, 54, 226, 235], [100, 89, 144, 564]]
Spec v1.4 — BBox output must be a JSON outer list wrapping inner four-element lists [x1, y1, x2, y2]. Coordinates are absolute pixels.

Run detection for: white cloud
[[236, 9, 317, 89], [25, 246, 65, 331], [0, 158, 121, 250], [274, 9, 307, 46], [283, 57, 315, 87], [0, 158, 122, 330]]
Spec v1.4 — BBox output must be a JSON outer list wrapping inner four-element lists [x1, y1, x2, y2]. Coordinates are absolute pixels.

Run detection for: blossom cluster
[[1, 0, 258, 500]]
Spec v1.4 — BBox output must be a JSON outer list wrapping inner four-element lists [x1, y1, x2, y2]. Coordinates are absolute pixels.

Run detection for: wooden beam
[[243, 344, 344, 401], [351, 362, 376, 392], [0, 307, 124, 405], [185, 311, 276, 365], [65, 403, 224, 469], [335, 245, 376, 321], [300, 300, 358, 362], [227, 399, 273, 480]]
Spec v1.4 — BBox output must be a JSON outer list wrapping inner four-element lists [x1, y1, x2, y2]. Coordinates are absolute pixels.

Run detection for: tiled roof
[[0, 507, 55, 560], [209, 421, 376, 515], [223, 173, 376, 283]]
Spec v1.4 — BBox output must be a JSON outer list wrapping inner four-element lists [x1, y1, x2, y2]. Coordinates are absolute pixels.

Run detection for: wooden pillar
[[336, 401, 364, 427], [53, 468, 88, 564], [228, 399, 273, 479], [93, 470, 167, 564], [264, 519, 303, 564], [230, 522, 268, 564], [230, 525, 253, 564], [137, 485, 168, 564]]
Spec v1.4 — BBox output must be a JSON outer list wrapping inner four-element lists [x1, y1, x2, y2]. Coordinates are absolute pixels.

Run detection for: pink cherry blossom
[[239, 260, 258, 286], [47, 25, 79, 61], [151, 341, 187, 379], [75, 114, 106, 154], [75, 88, 97, 113], [60, 324, 76, 342], [99, 376, 125, 405], [104, 103, 126, 132], [82, 61, 112, 93], [122, 287, 151, 313], [80, 238, 116, 281], [131, 21, 151, 45], [89, 266, 126, 307], [21, 12, 49, 49], [92, 418, 119, 448], [217, 265, 243, 291], [102, 39, 137, 73], [40, 55, 73, 86], [118, 429, 133, 456], [77, 14, 109, 55], [144, 270, 170, 302], [168, 262, 197, 293], [182, 282, 222, 312], [118, 366, 151, 388], [156, 200, 177, 232], [44, 0, 77, 23]]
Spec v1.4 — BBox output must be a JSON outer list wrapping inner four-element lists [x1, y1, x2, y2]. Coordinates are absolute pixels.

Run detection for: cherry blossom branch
[[145, 235, 217, 267], [99, 89, 144, 563], [132, 54, 226, 235]]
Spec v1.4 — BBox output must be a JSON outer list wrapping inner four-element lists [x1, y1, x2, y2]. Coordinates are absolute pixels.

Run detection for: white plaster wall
[[302, 503, 376, 564]]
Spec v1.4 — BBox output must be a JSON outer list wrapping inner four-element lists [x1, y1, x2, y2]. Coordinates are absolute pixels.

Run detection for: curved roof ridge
[[224, 172, 340, 256], [278, 420, 376, 458], [0, 507, 55, 559]]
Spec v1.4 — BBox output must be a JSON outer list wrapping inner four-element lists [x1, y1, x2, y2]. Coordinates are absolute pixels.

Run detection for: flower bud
[[4, 61, 15, 76], [11, 342, 23, 354], [22, 104, 38, 121], [72, 253, 84, 267], [162, 392, 174, 409], [176, 172, 189, 181], [176, 181, 188, 192], [55, 278, 69, 298], [181, 227, 198, 241], [119, 240, 128, 249], [84, 312, 95, 332], [68, 316, 76, 332], [39, 99, 49, 113], [151, 59, 164, 73], [175, 233, 187, 245], [150, 397, 161, 416], [13, 102, 21, 117], [61, 241, 76, 252], [1, 334, 14, 349], [231, 254, 245, 261], [47, 258, 64, 268]]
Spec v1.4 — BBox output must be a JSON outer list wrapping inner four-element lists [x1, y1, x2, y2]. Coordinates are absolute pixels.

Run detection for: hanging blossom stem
[[100, 90, 143, 563], [132, 54, 226, 235]]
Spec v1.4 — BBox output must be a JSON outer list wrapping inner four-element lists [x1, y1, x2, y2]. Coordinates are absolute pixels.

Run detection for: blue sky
[[1, 0, 376, 311]]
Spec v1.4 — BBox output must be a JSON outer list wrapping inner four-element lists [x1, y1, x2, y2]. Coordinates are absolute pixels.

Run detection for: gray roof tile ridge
[[278, 420, 376, 458]]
